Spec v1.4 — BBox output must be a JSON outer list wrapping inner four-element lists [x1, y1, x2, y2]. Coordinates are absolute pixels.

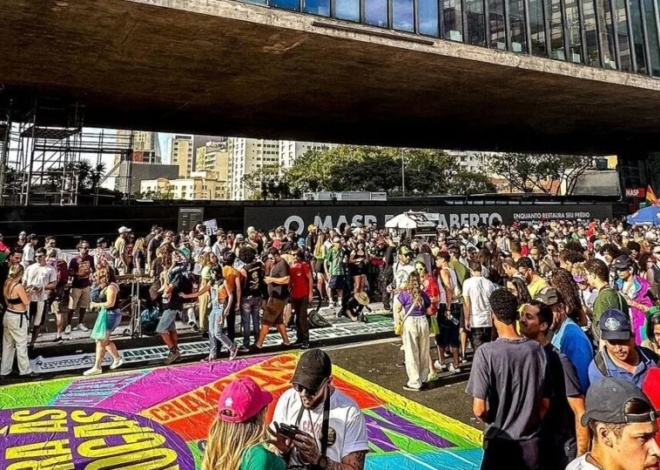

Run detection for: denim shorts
[[106, 309, 123, 332], [156, 309, 179, 334]]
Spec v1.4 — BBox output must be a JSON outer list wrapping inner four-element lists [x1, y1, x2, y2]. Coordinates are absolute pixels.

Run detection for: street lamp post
[[401, 148, 405, 197]]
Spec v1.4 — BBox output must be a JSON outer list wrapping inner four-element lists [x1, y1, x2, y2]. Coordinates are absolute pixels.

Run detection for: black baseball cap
[[612, 255, 633, 270], [35, 248, 47, 257], [535, 287, 562, 306], [581, 377, 656, 426], [599, 308, 632, 341], [291, 349, 332, 390]]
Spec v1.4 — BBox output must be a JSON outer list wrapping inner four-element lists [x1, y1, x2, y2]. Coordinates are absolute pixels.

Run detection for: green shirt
[[592, 286, 629, 342], [449, 260, 469, 288], [240, 444, 285, 470], [201, 265, 212, 281], [325, 247, 344, 276]]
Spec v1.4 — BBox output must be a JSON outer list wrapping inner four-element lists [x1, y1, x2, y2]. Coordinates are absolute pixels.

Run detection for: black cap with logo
[[291, 349, 332, 391]]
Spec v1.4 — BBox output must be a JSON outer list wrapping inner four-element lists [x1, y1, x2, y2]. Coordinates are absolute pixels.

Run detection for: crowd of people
[[5, 217, 660, 468]]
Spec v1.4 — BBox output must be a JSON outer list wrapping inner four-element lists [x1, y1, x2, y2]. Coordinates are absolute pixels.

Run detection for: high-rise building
[[278, 140, 337, 170], [170, 135, 194, 177], [228, 138, 280, 200], [112, 130, 161, 175], [195, 140, 229, 181]]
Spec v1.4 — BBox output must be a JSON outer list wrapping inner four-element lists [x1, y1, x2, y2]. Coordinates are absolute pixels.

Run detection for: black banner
[[244, 203, 613, 234]]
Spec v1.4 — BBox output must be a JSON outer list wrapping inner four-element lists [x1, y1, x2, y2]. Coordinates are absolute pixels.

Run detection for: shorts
[[436, 325, 460, 348], [263, 297, 287, 326], [156, 309, 179, 334], [314, 259, 325, 276], [106, 309, 123, 332], [69, 286, 91, 310], [328, 275, 347, 290]]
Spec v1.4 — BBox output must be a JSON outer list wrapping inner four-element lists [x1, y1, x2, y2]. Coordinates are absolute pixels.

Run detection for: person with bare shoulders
[[1, 264, 39, 378]]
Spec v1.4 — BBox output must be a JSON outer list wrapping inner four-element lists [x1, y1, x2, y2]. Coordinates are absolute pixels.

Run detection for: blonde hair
[[133, 238, 146, 254], [7, 264, 24, 281], [404, 271, 423, 307], [202, 408, 268, 470]]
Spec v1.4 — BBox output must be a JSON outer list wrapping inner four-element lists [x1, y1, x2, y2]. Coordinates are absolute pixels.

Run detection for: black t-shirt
[[541, 343, 582, 447], [244, 261, 266, 298], [163, 269, 185, 311], [268, 259, 290, 300]]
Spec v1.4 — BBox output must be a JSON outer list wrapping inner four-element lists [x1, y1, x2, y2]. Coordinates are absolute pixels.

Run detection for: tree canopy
[[249, 145, 496, 198], [484, 152, 593, 194]]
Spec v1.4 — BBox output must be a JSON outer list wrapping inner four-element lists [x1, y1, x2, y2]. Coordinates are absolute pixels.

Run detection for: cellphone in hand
[[277, 423, 301, 440]]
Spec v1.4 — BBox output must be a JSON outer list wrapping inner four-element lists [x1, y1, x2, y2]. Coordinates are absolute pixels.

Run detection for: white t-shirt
[[565, 454, 599, 470], [22, 244, 35, 268], [23, 263, 57, 302], [271, 388, 370, 467], [462, 276, 496, 328], [393, 263, 415, 289]]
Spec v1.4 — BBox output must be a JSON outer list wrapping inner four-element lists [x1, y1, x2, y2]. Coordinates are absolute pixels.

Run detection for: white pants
[[402, 315, 430, 389], [1, 311, 33, 376]]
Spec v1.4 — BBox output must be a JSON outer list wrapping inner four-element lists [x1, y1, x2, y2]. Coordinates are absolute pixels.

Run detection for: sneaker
[[163, 350, 181, 365], [76, 324, 89, 332], [83, 367, 102, 376], [328, 301, 335, 308], [300, 342, 310, 350], [403, 385, 422, 392], [229, 344, 239, 360], [238, 345, 249, 353], [460, 354, 468, 364], [64, 325, 72, 335], [54, 335, 63, 344], [110, 358, 124, 370], [427, 371, 440, 381], [444, 351, 451, 358], [434, 360, 445, 371], [449, 364, 461, 374]]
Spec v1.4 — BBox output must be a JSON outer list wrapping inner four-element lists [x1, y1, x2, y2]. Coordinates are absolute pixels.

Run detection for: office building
[[170, 135, 194, 177], [195, 140, 230, 181], [278, 140, 337, 170], [228, 138, 280, 200], [140, 171, 229, 200]]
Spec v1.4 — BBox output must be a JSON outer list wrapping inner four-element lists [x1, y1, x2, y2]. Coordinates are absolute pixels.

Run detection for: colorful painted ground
[[0, 354, 484, 469]]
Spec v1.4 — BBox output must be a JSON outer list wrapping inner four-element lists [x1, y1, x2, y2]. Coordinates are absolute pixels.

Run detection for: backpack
[[308, 309, 332, 329], [140, 308, 160, 336], [594, 346, 660, 377]]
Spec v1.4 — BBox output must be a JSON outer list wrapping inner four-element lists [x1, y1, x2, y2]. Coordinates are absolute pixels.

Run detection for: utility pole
[[401, 148, 405, 197], [0, 99, 13, 206]]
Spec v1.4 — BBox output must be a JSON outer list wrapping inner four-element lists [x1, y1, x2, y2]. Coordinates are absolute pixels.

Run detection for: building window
[[630, 0, 648, 73], [617, 0, 633, 71], [489, 0, 507, 49], [549, 0, 566, 60], [529, 0, 548, 56], [443, 0, 463, 41], [644, 0, 660, 75], [509, 0, 528, 52], [394, 0, 415, 31], [465, 0, 487, 45]]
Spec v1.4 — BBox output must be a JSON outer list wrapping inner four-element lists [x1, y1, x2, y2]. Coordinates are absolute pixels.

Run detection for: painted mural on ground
[[0, 354, 484, 469]]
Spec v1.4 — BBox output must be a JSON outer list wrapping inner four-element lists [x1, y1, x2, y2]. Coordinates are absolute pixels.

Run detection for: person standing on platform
[[254, 248, 290, 350], [290, 250, 313, 349], [24, 248, 57, 352], [67, 240, 95, 335]]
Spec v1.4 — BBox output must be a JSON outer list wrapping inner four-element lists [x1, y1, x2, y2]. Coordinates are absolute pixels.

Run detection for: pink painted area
[[96, 356, 267, 413]]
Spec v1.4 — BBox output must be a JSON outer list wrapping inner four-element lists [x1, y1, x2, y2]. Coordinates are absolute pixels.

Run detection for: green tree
[[484, 153, 593, 194], [450, 170, 497, 194]]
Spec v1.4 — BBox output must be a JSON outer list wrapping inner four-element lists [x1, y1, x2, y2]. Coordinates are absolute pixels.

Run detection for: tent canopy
[[627, 206, 660, 226], [385, 211, 436, 229]]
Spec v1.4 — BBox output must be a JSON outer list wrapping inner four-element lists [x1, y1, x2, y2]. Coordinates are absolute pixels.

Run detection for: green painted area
[[188, 440, 205, 468], [0, 378, 72, 409]]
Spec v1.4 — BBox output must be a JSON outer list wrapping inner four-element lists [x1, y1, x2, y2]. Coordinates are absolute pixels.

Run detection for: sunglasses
[[293, 379, 327, 396]]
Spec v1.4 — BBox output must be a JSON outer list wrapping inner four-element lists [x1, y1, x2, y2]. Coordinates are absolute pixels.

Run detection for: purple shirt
[[69, 255, 95, 289], [397, 290, 431, 317]]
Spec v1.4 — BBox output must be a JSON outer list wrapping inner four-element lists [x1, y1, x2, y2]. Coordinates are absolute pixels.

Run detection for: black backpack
[[177, 271, 195, 296], [594, 347, 660, 376]]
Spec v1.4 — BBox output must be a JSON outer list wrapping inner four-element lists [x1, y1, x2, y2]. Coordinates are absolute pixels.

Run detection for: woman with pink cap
[[203, 377, 284, 470]]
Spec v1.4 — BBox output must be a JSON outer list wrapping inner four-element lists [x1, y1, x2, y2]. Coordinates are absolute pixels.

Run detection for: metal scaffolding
[[0, 98, 134, 205]]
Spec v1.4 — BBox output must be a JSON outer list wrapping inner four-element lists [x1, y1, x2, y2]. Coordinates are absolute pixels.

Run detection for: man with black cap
[[588, 308, 659, 388], [566, 377, 660, 470], [270, 349, 369, 469]]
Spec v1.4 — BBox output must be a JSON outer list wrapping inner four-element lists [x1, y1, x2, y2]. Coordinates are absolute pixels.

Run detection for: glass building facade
[[252, 0, 660, 77]]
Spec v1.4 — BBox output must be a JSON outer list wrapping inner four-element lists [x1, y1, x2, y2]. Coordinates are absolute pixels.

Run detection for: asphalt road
[[326, 339, 488, 434]]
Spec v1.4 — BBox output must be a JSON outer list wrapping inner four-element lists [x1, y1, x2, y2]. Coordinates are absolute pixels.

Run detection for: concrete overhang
[[2, 0, 660, 154]]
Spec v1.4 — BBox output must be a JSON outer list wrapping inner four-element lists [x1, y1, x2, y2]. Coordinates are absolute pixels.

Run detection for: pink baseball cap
[[217, 377, 273, 423]]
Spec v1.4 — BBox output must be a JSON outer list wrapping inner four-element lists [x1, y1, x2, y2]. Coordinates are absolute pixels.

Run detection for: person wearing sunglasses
[[270, 349, 369, 469]]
